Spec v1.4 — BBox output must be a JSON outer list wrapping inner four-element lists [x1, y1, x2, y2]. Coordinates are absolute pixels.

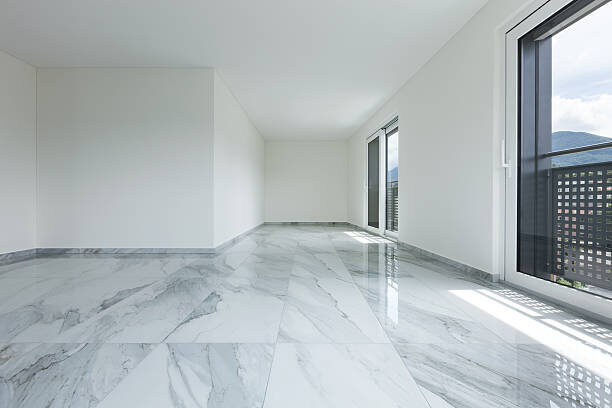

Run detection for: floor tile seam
[[388, 340, 536, 408], [93, 341, 278, 408], [2, 341, 288, 345], [158, 342, 276, 345], [167, 246, 259, 334], [390, 339, 596, 401], [274, 341, 396, 345], [0, 341, 161, 346], [262, 279, 292, 406], [261, 339, 279, 407], [91, 342, 162, 408], [350, 283, 509, 347], [215, 247, 258, 272], [336, 253, 394, 346], [386, 339, 434, 408]]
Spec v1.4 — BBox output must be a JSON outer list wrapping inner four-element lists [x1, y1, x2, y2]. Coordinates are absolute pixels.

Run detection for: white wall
[[213, 72, 264, 246], [348, 0, 533, 275], [36, 68, 215, 249], [265, 140, 348, 222], [0, 51, 36, 254]]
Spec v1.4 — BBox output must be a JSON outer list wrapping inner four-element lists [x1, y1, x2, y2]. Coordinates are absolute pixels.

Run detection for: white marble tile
[[279, 276, 389, 343], [296, 233, 338, 254], [0, 255, 199, 280], [97, 343, 274, 408], [396, 342, 612, 408], [416, 273, 561, 344], [263, 343, 429, 408], [2, 225, 610, 408], [336, 247, 411, 280], [251, 235, 298, 255], [291, 251, 352, 281], [232, 253, 293, 296], [0, 272, 169, 342], [163, 283, 284, 343], [50, 267, 218, 343], [0, 343, 153, 408], [356, 275, 504, 344]]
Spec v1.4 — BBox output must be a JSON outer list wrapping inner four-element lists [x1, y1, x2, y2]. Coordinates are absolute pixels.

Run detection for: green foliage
[[555, 276, 585, 289]]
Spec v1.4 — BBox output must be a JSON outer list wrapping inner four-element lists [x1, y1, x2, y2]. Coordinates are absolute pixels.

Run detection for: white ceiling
[[0, 0, 487, 139]]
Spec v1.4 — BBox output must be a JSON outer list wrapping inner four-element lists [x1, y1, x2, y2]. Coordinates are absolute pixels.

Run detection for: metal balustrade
[[552, 162, 612, 290], [386, 180, 398, 232]]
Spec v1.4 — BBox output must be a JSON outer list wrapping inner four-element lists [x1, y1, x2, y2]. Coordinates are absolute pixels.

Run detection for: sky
[[552, 1, 612, 138], [387, 133, 398, 179]]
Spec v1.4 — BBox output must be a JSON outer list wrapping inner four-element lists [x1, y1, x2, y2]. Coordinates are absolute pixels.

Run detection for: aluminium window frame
[[504, 0, 612, 321], [364, 115, 399, 239]]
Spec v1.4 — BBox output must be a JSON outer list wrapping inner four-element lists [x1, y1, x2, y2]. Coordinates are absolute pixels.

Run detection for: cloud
[[552, 2, 612, 98], [552, 94, 612, 138]]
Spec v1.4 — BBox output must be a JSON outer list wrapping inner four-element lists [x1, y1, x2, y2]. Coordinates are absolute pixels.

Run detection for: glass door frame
[[366, 129, 386, 237], [365, 116, 399, 239], [504, 0, 612, 320]]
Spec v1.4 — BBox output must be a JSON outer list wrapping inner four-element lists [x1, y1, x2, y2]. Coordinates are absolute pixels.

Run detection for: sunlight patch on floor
[[449, 288, 612, 380], [344, 231, 394, 244]]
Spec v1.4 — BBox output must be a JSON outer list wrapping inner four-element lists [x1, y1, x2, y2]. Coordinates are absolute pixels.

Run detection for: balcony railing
[[386, 180, 398, 232], [552, 161, 612, 291]]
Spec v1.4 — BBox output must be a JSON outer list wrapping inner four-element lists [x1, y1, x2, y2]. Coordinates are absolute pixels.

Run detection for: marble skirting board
[[0, 249, 37, 266], [347, 222, 498, 283], [0, 224, 264, 266], [0, 248, 216, 266], [398, 241, 499, 283], [264, 222, 351, 226]]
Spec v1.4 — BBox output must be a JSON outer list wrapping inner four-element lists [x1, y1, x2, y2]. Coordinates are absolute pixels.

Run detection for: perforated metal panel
[[386, 181, 398, 232], [552, 163, 612, 290]]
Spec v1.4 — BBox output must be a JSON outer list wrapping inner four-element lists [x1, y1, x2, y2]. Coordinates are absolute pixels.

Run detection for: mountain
[[551, 131, 612, 167], [388, 166, 398, 181], [552, 131, 609, 150]]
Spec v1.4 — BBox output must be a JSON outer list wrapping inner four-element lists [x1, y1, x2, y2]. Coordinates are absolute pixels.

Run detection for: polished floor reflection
[[0, 225, 610, 407]]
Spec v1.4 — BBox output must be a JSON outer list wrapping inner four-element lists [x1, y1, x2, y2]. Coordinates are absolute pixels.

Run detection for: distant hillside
[[388, 166, 398, 181], [551, 131, 612, 167]]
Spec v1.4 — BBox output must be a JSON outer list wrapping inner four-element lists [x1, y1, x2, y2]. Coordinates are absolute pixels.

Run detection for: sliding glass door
[[385, 120, 399, 233], [505, 0, 611, 317], [367, 135, 381, 229], [366, 118, 399, 237]]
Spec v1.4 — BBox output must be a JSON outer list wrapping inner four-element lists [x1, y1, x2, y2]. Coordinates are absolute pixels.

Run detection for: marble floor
[[0, 225, 610, 407]]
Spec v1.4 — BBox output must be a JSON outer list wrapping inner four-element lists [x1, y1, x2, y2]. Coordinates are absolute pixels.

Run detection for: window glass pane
[[386, 128, 398, 232], [368, 137, 379, 229], [519, 0, 612, 299], [551, 1, 612, 152]]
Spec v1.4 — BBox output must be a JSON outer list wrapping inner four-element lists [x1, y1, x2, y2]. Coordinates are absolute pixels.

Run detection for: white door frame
[[504, 0, 612, 321], [364, 115, 400, 240]]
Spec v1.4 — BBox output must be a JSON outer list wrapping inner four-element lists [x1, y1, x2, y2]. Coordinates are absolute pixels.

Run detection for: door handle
[[501, 139, 512, 178]]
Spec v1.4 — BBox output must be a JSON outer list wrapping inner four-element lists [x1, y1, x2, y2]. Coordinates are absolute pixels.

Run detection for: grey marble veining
[[279, 275, 389, 343], [263, 343, 429, 408], [1, 225, 610, 407], [0, 249, 37, 267], [36, 247, 216, 255], [396, 342, 611, 408], [354, 275, 505, 344], [291, 251, 353, 281], [96, 343, 274, 408], [163, 278, 285, 343], [0, 254, 201, 280], [0, 263, 220, 343], [0, 342, 154, 408]]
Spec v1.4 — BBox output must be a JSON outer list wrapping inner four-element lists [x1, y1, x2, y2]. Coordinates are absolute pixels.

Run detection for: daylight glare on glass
[[552, 1, 612, 158]]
